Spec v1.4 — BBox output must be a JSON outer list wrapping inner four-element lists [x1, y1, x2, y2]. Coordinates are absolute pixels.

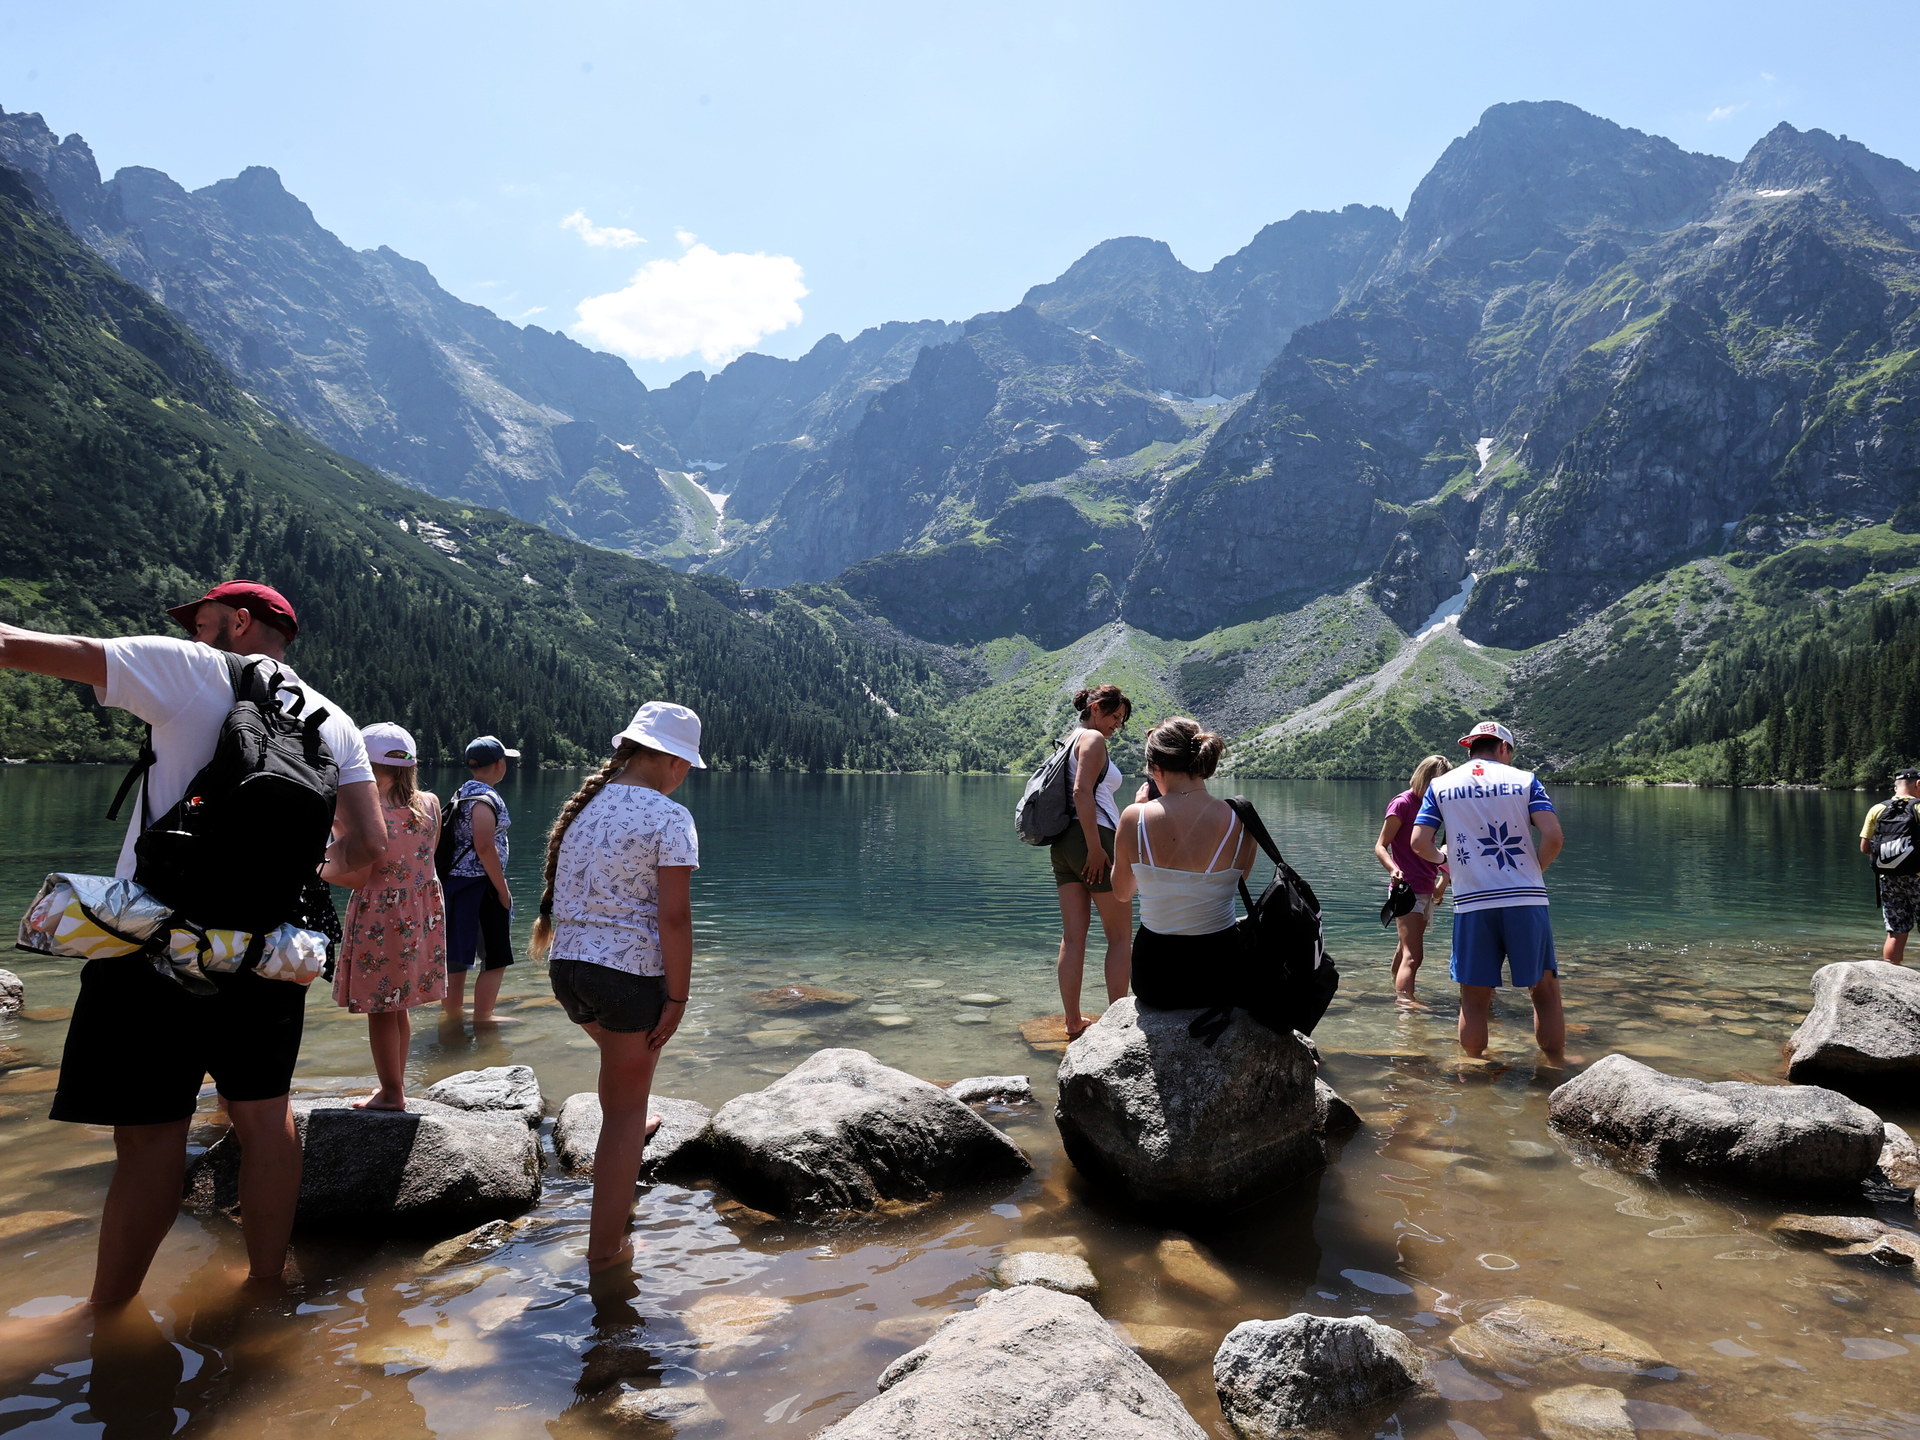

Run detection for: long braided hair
[[530, 739, 643, 961]]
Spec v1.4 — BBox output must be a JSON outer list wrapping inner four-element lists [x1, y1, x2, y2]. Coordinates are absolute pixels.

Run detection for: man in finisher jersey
[[1410, 721, 1567, 1060]]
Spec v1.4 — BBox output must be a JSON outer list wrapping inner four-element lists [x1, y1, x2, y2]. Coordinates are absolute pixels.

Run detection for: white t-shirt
[[548, 783, 700, 976], [96, 636, 374, 879], [1413, 758, 1556, 911]]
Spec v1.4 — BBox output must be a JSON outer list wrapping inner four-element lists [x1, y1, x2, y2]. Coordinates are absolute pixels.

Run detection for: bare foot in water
[[352, 1091, 407, 1112], [1394, 994, 1430, 1011], [1063, 1014, 1099, 1040], [586, 1240, 635, 1276]]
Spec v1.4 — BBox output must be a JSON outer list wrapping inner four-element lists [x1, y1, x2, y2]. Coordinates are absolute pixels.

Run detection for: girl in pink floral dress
[[328, 722, 447, 1110]]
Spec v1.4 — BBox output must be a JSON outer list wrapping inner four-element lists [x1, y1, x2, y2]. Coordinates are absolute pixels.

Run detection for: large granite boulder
[[1787, 961, 1920, 1085], [705, 1049, 1030, 1220], [552, 1093, 712, 1180], [1214, 1314, 1428, 1437], [186, 1097, 540, 1235], [815, 1285, 1206, 1439], [424, 1065, 543, 1126], [1547, 1053, 1883, 1196], [1054, 998, 1320, 1217]]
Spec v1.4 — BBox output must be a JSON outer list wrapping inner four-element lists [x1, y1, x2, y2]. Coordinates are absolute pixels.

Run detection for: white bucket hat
[[614, 701, 707, 769], [361, 721, 420, 767]]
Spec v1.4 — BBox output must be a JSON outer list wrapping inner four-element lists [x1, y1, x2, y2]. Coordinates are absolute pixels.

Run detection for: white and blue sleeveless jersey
[[1413, 759, 1555, 911]]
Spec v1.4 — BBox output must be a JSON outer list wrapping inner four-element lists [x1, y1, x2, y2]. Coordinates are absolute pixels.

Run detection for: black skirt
[[1131, 921, 1244, 1013]]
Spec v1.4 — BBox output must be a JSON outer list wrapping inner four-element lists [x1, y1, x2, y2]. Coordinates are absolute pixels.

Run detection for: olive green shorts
[[1050, 824, 1117, 894]]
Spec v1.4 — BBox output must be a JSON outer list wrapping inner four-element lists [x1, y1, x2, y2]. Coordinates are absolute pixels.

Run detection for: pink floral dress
[[333, 796, 448, 1013]]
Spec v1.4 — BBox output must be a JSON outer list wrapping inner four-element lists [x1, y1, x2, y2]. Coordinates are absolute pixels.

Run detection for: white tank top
[[1134, 809, 1243, 936], [1065, 731, 1122, 830]]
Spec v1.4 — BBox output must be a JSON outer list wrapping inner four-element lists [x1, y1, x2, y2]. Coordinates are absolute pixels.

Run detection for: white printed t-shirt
[[96, 636, 374, 880], [1413, 758, 1555, 912], [548, 783, 699, 977]]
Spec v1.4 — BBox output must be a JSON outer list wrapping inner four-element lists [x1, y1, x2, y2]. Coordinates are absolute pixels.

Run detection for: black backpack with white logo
[[1872, 797, 1920, 876], [1221, 797, 1340, 1038], [109, 654, 340, 935], [1015, 735, 1076, 846]]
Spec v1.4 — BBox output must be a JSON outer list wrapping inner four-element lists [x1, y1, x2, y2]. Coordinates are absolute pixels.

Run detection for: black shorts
[[550, 958, 668, 1034], [50, 955, 308, 1127], [445, 874, 514, 974]]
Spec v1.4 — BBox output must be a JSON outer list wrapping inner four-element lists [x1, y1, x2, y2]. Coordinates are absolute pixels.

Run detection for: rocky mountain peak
[[1023, 235, 1193, 305], [1386, 100, 1731, 279], [199, 165, 324, 236], [1732, 122, 1920, 216]]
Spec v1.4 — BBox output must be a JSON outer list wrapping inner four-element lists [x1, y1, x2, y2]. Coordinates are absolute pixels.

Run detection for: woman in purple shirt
[[1373, 754, 1451, 1005]]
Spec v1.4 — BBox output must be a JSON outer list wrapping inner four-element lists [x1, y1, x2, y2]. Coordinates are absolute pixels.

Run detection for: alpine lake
[[0, 768, 1915, 1437]]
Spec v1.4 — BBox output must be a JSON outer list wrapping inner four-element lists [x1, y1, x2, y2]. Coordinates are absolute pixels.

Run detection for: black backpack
[[1218, 796, 1339, 1039], [1015, 735, 1076, 846], [109, 654, 340, 935], [434, 789, 479, 879], [1872, 797, 1920, 876]]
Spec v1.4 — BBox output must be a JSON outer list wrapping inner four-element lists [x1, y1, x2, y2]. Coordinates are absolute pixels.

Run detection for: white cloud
[[571, 234, 807, 364], [1708, 102, 1749, 123], [512, 305, 549, 321], [561, 209, 645, 248]]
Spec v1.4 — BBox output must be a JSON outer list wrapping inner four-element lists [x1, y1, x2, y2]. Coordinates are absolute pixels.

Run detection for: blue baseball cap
[[465, 735, 521, 766]]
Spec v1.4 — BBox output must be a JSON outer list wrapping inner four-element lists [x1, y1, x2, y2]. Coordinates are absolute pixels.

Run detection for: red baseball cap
[[166, 581, 300, 639]]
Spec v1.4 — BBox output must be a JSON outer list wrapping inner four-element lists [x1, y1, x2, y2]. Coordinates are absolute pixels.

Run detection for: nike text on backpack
[[1015, 736, 1076, 845], [1873, 798, 1920, 876], [107, 653, 340, 937]]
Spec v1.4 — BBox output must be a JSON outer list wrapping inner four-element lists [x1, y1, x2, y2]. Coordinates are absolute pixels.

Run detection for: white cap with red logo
[[1457, 720, 1516, 749]]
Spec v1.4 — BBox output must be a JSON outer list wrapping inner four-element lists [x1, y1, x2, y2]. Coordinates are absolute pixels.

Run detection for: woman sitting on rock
[[1109, 718, 1255, 1016], [1049, 684, 1134, 1038], [532, 701, 703, 1276]]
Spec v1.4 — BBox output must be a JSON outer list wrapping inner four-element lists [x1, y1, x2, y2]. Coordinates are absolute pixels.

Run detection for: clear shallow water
[[0, 769, 1916, 1437]]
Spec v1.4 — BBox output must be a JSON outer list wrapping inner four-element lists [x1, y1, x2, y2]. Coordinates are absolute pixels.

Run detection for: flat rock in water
[[1832, 1230, 1920, 1265], [18, 1007, 70, 1022], [1448, 1300, 1666, 1377], [748, 984, 862, 1015], [950, 1011, 990, 1025], [946, 1075, 1034, 1105], [994, 1249, 1098, 1298], [601, 1381, 724, 1435], [0, 968, 21, 1013], [1787, 961, 1920, 1083], [419, 1216, 527, 1270], [957, 993, 1008, 1007], [872, 1014, 913, 1028], [682, 1294, 794, 1357], [1533, 1384, 1635, 1440], [1021, 1014, 1073, 1055], [185, 1097, 540, 1236], [704, 1048, 1031, 1220], [1055, 998, 1321, 1217], [1874, 1122, 1920, 1192], [1214, 1313, 1428, 1437], [423, 1065, 543, 1126], [1770, 1213, 1892, 1248], [1155, 1236, 1240, 1304], [551, 1093, 712, 1180], [1117, 1322, 1212, 1369], [1547, 1052, 1883, 1196], [815, 1286, 1206, 1439], [0, 1209, 86, 1245]]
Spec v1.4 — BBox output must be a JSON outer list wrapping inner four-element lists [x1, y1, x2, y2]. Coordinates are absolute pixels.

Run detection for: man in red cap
[[0, 580, 386, 1314]]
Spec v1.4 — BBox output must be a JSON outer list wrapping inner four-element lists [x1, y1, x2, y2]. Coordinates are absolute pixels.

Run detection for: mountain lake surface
[[0, 767, 1915, 1435]]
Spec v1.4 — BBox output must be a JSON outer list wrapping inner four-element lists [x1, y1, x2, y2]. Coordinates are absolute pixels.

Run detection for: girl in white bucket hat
[[531, 701, 705, 1275]]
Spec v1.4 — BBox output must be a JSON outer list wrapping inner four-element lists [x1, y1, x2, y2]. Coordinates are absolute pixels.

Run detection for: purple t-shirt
[[1385, 789, 1443, 894]]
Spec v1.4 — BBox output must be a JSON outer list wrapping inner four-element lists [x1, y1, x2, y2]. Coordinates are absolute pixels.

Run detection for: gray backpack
[[1015, 735, 1076, 845]]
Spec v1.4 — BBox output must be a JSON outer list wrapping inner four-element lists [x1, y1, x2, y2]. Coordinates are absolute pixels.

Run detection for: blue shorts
[[1451, 906, 1557, 988]]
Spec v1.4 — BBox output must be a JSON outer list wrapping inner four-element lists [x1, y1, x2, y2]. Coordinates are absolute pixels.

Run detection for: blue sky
[[2, 0, 1914, 387]]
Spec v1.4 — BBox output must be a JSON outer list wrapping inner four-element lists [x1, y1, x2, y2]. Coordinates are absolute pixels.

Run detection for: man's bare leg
[[91, 1119, 191, 1308], [227, 1096, 301, 1285], [1457, 984, 1495, 1058], [1530, 969, 1566, 1058], [1885, 930, 1910, 965]]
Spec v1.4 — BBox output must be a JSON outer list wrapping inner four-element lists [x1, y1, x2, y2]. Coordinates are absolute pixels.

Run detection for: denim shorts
[[549, 958, 669, 1033], [1450, 905, 1557, 988]]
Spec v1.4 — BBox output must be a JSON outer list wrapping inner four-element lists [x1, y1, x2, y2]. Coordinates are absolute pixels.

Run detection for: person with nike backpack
[[1860, 766, 1920, 965], [0, 581, 385, 1312]]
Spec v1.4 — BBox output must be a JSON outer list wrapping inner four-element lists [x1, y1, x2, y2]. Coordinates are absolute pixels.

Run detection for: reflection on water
[[1, 770, 1917, 1436]]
